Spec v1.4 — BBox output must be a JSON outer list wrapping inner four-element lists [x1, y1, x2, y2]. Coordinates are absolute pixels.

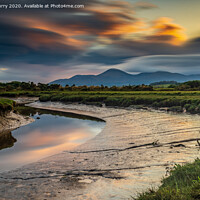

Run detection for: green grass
[[135, 159, 200, 200], [37, 91, 200, 113], [152, 84, 172, 88], [0, 98, 16, 115], [2, 88, 200, 200], [1, 90, 200, 113]]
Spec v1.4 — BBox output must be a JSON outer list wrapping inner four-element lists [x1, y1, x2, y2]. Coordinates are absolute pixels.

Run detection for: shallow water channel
[[0, 108, 105, 172]]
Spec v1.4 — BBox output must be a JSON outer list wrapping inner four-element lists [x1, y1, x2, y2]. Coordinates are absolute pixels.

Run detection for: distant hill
[[49, 68, 200, 86]]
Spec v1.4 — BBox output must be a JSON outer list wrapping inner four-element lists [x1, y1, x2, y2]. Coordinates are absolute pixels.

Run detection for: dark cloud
[[76, 39, 184, 65], [185, 37, 200, 52], [0, 0, 199, 82], [0, 21, 82, 65], [76, 34, 200, 65], [133, 1, 158, 9], [121, 54, 200, 74], [77, 52, 130, 65], [0, 0, 140, 67]]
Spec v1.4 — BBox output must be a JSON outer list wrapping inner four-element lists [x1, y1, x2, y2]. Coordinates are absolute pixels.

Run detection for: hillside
[[49, 69, 200, 86]]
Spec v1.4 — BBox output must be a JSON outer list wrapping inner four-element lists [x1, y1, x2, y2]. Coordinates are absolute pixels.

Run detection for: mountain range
[[49, 68, 200, 86]]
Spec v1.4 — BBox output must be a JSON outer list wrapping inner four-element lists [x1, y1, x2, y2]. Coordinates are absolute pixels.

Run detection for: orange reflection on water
[[0, 113, 104, 172], [22, 128, 90, 148]]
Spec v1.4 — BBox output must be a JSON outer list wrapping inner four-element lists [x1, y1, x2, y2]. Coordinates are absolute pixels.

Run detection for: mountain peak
[[104, 68, 124, 73], [98, 68, 130, 77]]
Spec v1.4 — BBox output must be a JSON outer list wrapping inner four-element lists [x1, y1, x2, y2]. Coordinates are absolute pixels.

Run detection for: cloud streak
[[120, 54, 200, 74], [0, 0, 199, 82]]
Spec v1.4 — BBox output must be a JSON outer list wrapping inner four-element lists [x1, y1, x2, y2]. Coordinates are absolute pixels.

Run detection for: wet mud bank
[[0, 112, 34, 133], [1, 102, 200, 200], [0, 97, 36, 133]]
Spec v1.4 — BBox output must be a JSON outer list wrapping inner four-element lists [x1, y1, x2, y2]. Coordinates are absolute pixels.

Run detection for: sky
[[0, 0, 200, 82]]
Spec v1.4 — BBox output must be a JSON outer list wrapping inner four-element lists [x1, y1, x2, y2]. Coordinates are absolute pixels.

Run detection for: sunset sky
[[0, 0, 200, 82]]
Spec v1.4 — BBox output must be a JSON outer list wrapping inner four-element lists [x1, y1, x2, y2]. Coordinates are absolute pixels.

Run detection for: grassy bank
[[2, 90, 200, 114], [135, 159, 200, 200], [0, 98, 15, 115], [37, 91, 200, 114]]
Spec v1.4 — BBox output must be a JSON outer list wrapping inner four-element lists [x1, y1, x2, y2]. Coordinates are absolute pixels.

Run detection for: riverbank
[[136, 158, 200, 200], [2, 90, 200, 114], [1, 102, 200, 199], [0, 97, 34, 133], [0, 111, 34, 133]]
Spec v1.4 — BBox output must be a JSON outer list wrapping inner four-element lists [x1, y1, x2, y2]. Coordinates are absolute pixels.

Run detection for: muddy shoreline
[[0, 97, 38, 133], [1, 102, 200, 199], [0, 112, 34, 134]]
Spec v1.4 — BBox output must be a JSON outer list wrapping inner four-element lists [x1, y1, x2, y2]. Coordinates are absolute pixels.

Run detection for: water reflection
[[0, 130, 17, 150], [0, 109, 105, 172]]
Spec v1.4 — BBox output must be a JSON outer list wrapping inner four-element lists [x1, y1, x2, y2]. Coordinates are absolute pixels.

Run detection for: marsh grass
[[2, 90, 200, 113], [0, 98, 15, 115], [37, 91, 200, 114], [135, 159, 200, 200]]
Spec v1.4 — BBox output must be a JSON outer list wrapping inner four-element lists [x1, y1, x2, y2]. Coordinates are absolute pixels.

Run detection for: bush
[[39, 94, 51, 102], [187, 104, 197, 114], [0, 98, 15, 115], [184, 104, 191, 110], [169, 106, 183, 112], [60, 95, 83, 102], [50, 94, 63, 101], [196, 104, 200, 113], [105, 97, 122, 106]]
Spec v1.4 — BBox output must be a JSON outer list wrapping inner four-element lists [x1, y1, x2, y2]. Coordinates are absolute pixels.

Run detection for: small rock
[[78, 179, 93, 184], [173, 144, 186, 148]]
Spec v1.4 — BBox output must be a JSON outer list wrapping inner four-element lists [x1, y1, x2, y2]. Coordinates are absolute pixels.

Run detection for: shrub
[[50, 95, 63, 101], [60, 95, 83, 102], [0, 98, 15, 115], [187, 104, 197, 114], [184, 104, 191, 110], [39, 94, 51, 102], [169, 106, 183, 112]]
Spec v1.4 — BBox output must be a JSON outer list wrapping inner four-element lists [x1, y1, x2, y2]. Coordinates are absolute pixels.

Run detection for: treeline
[[151, 80, 200, 91], [175, 80, 200, 90], [2, 80, 200, 91], [0, 81, 153, 91], [150, 81, 178, 86], [0, 81, 59, 91]]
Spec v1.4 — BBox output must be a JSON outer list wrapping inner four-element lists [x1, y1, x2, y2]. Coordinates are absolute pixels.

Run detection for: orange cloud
[[100, 21, 145, 36], [13, 16, 90, 49], [86, 1, 145, 37], [149, 17, 187, 45], [4, 1, 187, 53], [0, 68, 8, 71]]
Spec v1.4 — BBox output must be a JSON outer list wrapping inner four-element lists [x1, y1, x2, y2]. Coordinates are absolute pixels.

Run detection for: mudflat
[[1, 102, 200, 200]]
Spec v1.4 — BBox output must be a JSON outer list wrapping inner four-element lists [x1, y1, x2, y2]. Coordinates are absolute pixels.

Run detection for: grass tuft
[[135, 159, 200, 200], [0, 98, 15, 115]]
